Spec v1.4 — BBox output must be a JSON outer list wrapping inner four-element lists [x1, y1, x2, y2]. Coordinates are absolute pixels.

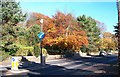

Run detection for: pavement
[[0, 56, 66, 76]]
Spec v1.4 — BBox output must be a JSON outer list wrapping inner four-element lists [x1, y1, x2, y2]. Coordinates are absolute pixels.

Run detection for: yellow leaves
[[65, 42, 67, 46], [103, 32, 112, 38], [47, 27, 57, 33], [99, 35, 117, 50], [100, 38, 112, 45]]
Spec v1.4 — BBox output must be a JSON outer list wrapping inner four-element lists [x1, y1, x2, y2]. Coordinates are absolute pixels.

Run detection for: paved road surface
[[1, 54, 119, 76]]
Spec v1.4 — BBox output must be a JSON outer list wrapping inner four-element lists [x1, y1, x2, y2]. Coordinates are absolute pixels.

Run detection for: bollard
[[11, 57, 19, 70], [42, 55, 46, 65]]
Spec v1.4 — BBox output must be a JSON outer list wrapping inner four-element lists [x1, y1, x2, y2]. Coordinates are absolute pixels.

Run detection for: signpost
[[38, 19, 45, 65]]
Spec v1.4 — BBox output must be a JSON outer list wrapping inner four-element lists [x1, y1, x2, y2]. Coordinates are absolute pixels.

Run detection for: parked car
[[107, 52, 112, 55], [99, 51, 107, 56]]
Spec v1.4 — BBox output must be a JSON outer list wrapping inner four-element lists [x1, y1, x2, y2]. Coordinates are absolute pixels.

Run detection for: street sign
[[38, 32, 45, 40]]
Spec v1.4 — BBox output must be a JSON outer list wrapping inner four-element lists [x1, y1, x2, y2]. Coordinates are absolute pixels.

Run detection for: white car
[[99, 51, 107, 56], [107, 52, 112, 55]]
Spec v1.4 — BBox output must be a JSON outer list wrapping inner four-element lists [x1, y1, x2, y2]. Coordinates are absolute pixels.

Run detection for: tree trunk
[[117, 0, 120, 65]]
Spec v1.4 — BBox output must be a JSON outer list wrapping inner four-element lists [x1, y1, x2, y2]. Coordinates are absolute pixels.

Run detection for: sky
[[19, 0, 118, 33]]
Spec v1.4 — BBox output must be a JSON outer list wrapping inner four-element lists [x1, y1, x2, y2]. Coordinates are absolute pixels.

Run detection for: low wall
[[81, 53, 87, 56], [10, 56, 39, 62], [46, 55, 63, 60], [9, 52, 100, 62], [90, 52, 99, 55], [10, 55, 64, 62]]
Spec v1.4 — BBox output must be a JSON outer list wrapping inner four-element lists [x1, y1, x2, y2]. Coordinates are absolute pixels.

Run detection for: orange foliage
[[27, 12, 88, 52]]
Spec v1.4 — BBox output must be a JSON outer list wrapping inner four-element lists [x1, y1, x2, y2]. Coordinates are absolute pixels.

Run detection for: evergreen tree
[[1, 0, 26, 56], [1, 0, 26, 25], [77, 15, 101, 53]]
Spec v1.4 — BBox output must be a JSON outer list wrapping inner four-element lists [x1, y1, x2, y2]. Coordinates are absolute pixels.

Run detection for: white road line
[[29, 71, 41, 75]]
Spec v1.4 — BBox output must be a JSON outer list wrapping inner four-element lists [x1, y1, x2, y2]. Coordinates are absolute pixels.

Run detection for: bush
[[34, 44, 40, 57], [47, 49, 66, 55], [2, 44, 19, 55], [16, 46, 34, 56], [34, 44, 48, 57], [64, 50, 74, 57], [80, 45, 87, 53], [0, 50, 9, 61]]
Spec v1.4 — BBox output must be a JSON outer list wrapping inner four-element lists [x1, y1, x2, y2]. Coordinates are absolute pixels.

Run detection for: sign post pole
[[39, 19, 45, 65], [40, 39, 43, 65], [38, 32, 45, 65]]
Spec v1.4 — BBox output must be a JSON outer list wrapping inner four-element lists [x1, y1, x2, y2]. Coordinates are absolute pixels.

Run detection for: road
[[27, 54, 118, 76], [1, 54, 118, 76]]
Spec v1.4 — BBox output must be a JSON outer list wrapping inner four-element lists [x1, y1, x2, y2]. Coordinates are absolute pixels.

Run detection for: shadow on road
[[3, 57, 118, 77], [65, 53, 119, 75], [11, 56, 118, 77], [18, 57, 93, 76], [67, 53, 118, 64]]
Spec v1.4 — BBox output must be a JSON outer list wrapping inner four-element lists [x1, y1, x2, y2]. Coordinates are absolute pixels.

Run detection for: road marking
[[29, 71, 41, 75], [9, 69, 29, 73]]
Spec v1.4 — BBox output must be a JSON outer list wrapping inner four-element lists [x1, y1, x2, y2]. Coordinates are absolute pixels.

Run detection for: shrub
[[80, 45, 87, 53], [34, 44, 40, 57], [16, 46, 34, 56], [64, 50, 74, 57], [0, 50, 9, 61], [34, 44, 48, 57], [2, 44, 19, 55]]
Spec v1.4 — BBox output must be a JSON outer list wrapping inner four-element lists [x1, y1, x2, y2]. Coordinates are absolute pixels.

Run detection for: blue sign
[[12, 58, 15, 61], [38, 32, 45, 40]]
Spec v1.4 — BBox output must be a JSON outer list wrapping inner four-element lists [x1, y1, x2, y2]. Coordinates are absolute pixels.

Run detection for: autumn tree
[[99, 32, 118, 51], [27, 12, 88, 55], [25, 12, 58, 55], [45, 12, 88, 53]]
